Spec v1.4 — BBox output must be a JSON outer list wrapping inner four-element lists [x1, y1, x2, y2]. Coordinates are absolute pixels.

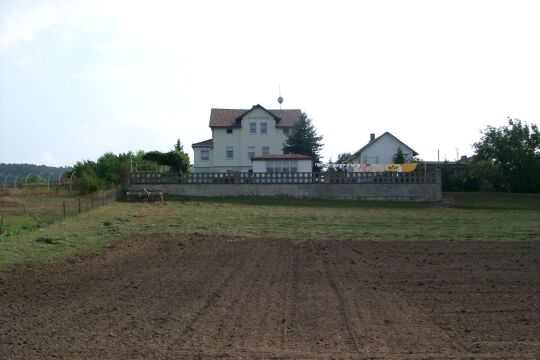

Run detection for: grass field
[[1, 192, 539, 268]]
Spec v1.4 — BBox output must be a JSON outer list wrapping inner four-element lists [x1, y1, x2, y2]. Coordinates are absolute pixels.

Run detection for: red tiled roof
[[251, 154, 313, 161], [209, 105, 301, 128], [192, 139, 213, 147]]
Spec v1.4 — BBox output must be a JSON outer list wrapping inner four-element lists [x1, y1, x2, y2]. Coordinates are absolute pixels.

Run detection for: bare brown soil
[[1, 235, 539, 359]]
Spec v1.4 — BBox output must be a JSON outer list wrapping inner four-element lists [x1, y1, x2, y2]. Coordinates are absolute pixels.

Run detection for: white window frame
[[260, 122, 268, 134], [262, 146, 270, 155], [249, 122, 257, 134]]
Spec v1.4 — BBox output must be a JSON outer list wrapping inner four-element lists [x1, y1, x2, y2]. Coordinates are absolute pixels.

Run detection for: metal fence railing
[[130, 171, 440, 185]]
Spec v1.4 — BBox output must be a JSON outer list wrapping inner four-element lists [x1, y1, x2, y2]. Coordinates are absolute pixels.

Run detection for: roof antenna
[[277, 85, 283, 110]]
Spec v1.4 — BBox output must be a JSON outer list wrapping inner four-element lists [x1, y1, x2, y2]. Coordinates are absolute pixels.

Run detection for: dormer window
[[260, 122, 268, 134], [226, 128, 233, 134]]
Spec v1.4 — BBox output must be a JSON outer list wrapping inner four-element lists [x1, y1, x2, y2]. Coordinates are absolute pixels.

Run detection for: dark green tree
[[336, 152, 353, 164], [96, 152, 129, 185], [174, 139, 184, 152], [466, 159, 502, 191], [72, 160, 103, 193], [473, 118, 540, 193], [142, 150, 190, 173], [393, 147, 405, 164], [283, 112, 323, 170]]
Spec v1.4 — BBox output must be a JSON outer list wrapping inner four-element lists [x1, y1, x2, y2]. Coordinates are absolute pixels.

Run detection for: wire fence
[[0, 187, 123, 237]]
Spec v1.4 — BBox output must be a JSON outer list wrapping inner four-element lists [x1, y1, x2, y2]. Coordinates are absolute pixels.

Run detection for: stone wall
[[139, 181, 440, 202], [130, 171, 441, 202]]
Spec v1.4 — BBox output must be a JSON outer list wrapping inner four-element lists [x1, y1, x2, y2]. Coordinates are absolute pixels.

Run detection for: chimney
[[370, 133, 375, 142]]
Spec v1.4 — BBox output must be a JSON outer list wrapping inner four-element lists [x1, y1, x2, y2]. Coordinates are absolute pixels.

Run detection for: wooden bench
[[126, 188, 163, 202]]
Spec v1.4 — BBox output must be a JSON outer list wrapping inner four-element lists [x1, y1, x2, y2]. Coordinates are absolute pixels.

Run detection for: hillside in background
[[0, 163, 71, 177]]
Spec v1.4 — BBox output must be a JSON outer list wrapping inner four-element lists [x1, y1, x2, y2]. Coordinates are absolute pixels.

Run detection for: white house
[[192, 104, 302, 173], [346, 132, 418, 164]]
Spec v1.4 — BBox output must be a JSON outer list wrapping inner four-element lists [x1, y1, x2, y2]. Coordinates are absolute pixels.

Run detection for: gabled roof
[[192, 139, 213, 148], [251, 154, 313, 161], [209, 104, 301, 128], [349, 132, 418, 160]]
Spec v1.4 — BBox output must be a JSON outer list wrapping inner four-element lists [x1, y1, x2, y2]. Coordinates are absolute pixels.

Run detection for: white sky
[[1, 0, 539, 166]]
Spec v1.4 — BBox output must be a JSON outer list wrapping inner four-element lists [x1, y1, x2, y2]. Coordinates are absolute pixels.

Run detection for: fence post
[[0, 215, 3, 235], [63, 201, 66, 217], [90, 195, 93, 209], [102, 191, 105, 206], [78, 198, 81, 214]]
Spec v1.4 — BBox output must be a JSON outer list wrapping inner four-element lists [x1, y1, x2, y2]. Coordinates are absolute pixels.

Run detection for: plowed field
[[1, 235, 539, 359]]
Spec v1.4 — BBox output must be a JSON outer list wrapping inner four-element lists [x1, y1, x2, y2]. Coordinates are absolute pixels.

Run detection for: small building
[[192, 139, 214, 172], [346, 132, 418, 164], [192, 104, 302, 173], [251, 154, 313, 173]]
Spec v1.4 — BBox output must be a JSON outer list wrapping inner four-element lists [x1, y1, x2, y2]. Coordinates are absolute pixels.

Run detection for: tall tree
[[283, 112, 324, 169], [174, 139, 184, 152], [393, 147, 405, 164], [473, 118, 540, 192]]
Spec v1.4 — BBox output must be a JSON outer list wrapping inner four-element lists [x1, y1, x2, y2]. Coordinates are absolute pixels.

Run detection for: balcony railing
[[130, 171, 439, 185]]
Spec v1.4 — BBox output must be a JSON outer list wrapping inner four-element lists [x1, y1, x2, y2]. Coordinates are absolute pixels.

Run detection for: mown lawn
[[1, 193, 539, 268]]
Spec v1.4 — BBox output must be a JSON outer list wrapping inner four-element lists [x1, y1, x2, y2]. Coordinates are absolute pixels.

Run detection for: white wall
[[193, 147, 214, 172], [351, 133, 415, 164]]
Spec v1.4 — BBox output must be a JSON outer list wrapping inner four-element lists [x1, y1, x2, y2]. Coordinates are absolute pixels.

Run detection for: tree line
[[72, 140, 189, 193], [49, 116, 540, 194], [0, 163, 71, 177], [440, 118, 540, 193]]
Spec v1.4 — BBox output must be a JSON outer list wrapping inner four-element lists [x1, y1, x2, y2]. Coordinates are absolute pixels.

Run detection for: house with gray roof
[[345, 132, 419, 165], [192, 104, 302, 173]]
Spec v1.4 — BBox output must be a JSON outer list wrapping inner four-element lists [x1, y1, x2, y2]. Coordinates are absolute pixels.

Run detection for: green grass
[[1, 193, 539, 268], [449, 192, 540, 210], [0, 191, 111, 236]]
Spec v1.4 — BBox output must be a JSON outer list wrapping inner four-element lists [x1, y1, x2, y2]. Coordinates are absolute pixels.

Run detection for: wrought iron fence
[[130, 171, 439, 185]]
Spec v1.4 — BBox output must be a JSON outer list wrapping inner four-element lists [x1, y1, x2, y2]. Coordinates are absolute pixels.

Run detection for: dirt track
[[1, 235, 539, 359]]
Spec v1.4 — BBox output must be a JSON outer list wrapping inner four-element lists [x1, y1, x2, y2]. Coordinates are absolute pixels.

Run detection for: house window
[[264, 160, 298, 173], [249, 122, 256, 134], [226, 128, 233, 134], [290, 160, 298, 173], [262, 146, 270, 155], [247, 146, 255, 159], [283, 128, 289, 136], [274, 160, 282, 173], [226, 146, 234, 160], [260, 122, 268, 134], [200, 150, 209, 161], [267, 160, 274, 173]]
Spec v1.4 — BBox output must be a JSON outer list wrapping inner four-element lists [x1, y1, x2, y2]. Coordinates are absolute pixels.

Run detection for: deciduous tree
[[473, 118, 540, 192]]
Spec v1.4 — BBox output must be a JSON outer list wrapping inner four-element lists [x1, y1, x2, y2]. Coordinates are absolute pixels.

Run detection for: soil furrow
[[1, 235, 538, 359]]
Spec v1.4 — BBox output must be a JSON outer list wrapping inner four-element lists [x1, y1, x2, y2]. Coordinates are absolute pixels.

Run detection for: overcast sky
[[1, 0, 539, 167]]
